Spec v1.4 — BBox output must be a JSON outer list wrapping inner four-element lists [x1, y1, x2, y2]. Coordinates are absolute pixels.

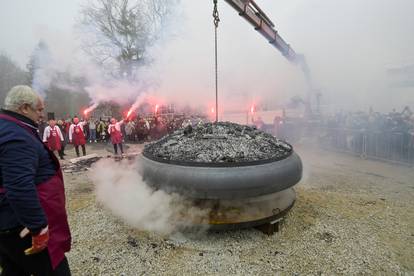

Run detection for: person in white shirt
[[68, 117, 87, 157], [108, 118, 124, 154], [43, 119, 64, 159]]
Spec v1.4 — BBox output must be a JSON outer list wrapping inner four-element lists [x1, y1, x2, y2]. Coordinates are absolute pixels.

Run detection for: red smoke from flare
[[127, 108, 133, 119], [83, 103, 99, 118]]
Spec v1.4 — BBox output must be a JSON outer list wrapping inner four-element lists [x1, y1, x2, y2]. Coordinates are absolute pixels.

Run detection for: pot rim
[[142, 147, 293, 167]]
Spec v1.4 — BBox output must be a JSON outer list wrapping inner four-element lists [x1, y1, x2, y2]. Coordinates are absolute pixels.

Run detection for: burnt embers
[[144, 122, 292, 163]]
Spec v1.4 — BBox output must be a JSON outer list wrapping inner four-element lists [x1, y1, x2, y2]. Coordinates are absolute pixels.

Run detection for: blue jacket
[[0, 109, 56, 232]]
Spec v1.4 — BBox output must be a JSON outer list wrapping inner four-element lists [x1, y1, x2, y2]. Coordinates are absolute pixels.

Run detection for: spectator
[[57, 119, 67, 158], [108, 118, 124, 155], [43, 119, 64, 160], [0, 85, 71, 274], [125, 120, 135, 142], [88, 119, 97, 143], [69, 117, 87, 157]]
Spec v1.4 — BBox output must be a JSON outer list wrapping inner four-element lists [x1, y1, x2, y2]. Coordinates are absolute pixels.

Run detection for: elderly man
[[0, 86, 71, 275]]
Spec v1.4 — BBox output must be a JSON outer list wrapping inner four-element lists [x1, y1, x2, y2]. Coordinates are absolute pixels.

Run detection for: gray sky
[[1, 0, 414, 112], [0, 0, 82, 66]]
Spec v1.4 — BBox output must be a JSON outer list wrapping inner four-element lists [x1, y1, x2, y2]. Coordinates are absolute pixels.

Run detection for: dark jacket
[[0, 109, 56, 232]]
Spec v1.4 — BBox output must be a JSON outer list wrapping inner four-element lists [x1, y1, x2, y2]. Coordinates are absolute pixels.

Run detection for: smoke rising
[[90, 158, 210, 235], [1, 0, 413, 113], [30, 42, 53, 97]]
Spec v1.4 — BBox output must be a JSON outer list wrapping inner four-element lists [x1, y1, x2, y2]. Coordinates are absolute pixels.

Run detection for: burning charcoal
[[183, 125, 193, 135], [205, 124, 213, 134], [196, 153, 211, 162], [163, 139, 178, 147], [220, 156, 235, 162], [202, 134, 226, 140], [144, 122, 292, 163], [226, 128, 235, 135], [235, 151, 245, 159]]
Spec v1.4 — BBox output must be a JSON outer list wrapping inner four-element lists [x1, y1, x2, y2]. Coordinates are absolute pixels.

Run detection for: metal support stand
[[255, 218, 282, 235]]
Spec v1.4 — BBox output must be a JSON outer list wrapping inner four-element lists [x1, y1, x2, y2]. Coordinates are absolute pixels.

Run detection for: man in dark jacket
[[0, 85, 71, 275]]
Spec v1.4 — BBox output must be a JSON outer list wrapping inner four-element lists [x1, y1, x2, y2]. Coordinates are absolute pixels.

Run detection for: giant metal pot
[[138, 150, 302, 200]]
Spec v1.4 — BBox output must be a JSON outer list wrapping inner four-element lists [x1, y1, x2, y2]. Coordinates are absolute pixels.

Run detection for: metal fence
[[317, 127, 414, 165]]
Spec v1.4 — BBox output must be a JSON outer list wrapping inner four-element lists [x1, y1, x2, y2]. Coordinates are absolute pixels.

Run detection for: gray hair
[[3, 85, 40, 112]]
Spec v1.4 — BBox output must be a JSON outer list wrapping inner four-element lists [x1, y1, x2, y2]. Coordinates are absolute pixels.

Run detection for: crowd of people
[[317, 107, 414, 164], [322, 106, 414, 133], [36, 113, 208, 158], [247, 107, 414, 164]]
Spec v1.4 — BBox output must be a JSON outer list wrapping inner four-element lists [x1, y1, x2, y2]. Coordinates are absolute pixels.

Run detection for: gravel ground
[[61, 142, 414, 275]]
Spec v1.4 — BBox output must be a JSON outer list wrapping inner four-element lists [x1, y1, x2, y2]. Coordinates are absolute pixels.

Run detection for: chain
[[213, 0, 220, 122], [213, 0, 220, 28]]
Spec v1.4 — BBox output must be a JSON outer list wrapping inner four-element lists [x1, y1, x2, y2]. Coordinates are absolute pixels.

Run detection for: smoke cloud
[[90, 158, 210, 235], [30, 42, 54, 97], [1, 0, 413, 114]]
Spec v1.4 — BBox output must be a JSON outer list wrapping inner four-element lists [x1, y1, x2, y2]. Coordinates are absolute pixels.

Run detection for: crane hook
[[213, 0, 220, 28], [213, 0, 220, 122]]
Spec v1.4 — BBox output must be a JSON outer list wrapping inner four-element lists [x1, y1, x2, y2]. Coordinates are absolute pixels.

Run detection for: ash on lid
[[144, 122, 292, 163]]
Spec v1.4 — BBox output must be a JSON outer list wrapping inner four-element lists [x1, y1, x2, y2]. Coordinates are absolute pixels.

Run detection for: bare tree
[[43, 72, 91, 119], [0, 53, 29, 106], [79, 0, 176, 80], [26, 40, 52, 92], [25, 41, 92, 117]]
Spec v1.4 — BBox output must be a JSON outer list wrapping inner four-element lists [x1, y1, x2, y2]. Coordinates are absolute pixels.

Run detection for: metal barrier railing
[[317, 127, 414, 165], [254, 121, 414, 165]]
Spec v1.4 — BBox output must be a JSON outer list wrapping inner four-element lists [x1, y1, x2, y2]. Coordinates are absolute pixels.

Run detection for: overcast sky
[[1, 0, 413, 112]]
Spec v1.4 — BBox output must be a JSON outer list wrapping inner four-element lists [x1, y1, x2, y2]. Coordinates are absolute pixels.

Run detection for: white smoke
[[128, 92, 149, 114], [30, 41, 56, 96], [90, 158, 210, 235], [83, 102, 99, 115], [12, 0, 413, 115], [29, 25, 88, 96], [84, 81, 141, 106]]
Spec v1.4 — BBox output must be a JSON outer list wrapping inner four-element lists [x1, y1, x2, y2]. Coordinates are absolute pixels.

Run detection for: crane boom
[[223, 0, 313, 114], [224, 0, 296, 62]]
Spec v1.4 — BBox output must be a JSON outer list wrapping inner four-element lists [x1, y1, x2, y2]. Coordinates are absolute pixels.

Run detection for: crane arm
[[224, 0, 298, 61], [223, 0, 313, 113], [223, 0, 310, 79]]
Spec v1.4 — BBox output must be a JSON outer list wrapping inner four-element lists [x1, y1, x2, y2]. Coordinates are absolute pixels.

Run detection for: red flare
[[127, 109, 133, 119]]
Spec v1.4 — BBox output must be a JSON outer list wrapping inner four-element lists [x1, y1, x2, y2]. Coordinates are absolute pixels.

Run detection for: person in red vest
[[68, 117, 87, 157], [64, 119, 71, 136], [43, 119, 64, 160], [108, 117, 124, 155], [0, 85, 71, 274]]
